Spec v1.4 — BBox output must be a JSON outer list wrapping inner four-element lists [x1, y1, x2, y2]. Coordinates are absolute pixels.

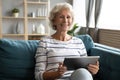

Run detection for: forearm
[[43, 71, 62, 80]]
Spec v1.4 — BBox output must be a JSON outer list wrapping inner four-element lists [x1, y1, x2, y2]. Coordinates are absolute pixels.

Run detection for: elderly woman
[[35, 2, 99, 80]]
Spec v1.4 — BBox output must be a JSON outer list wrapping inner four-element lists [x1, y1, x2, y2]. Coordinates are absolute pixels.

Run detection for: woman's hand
[[87, 61, 99, 75], [43, 62, 67, 80], [57, 62, 67, 76]]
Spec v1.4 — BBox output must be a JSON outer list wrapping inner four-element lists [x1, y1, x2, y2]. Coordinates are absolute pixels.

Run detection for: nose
[[63, 17, 68, 23]]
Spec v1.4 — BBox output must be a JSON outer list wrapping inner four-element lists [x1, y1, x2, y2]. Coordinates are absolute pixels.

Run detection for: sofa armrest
[[90, 44, 120, 80], [94, 43, 120, 52]]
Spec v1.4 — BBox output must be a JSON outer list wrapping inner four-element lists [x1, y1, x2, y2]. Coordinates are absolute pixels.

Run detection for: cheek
[[53, 19, 60, 25], [68, 20, 73, 26]]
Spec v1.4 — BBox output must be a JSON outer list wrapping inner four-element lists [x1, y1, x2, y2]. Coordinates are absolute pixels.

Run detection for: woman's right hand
[[43, 63, 67, 80], [57, 62, 67, 76]]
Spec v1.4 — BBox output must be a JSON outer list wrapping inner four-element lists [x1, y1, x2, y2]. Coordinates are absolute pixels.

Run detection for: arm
[[35, 40, 67, 80], [35, 40, 47, 80]]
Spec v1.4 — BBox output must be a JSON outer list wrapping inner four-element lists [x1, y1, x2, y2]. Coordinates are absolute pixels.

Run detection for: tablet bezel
[[64, 56, 100, 70]]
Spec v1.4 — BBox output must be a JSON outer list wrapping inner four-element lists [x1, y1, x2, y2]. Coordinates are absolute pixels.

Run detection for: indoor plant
[[67, 23, 79, 36], [12, 8, 20, 17]]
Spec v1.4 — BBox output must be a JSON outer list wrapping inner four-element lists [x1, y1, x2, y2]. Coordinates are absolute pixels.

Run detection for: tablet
[[64, 56, 100, 70]]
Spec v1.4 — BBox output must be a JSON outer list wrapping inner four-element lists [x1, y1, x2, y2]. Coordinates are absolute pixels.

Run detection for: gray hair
[[48, 3, 74, 30]]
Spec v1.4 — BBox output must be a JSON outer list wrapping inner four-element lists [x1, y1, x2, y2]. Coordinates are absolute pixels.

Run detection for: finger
[[88, 64, 99, 70], [87, 64, 99, 72], [96, 61, 99, 66], [88, 66, 98, 74], [58, 66, 67, 74], [59, 62, 63, 66]]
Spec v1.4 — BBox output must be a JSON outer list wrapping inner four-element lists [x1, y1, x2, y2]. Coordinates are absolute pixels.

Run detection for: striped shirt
[[35, 36, 87, 80]]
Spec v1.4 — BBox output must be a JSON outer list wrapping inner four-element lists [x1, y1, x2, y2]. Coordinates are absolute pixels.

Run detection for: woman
[[35, 3, 99, 80]]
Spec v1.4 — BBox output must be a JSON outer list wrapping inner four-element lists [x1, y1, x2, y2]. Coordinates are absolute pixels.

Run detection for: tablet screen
[[64, 56, 100, 70]]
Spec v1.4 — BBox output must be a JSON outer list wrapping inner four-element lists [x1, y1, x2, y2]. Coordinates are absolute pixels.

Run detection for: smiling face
[[53, 9, 73, 33]]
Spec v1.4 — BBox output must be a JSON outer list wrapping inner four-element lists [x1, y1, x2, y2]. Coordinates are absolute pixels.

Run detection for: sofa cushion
[[76, 34, 95, 55], [0, 39, 39, 80]]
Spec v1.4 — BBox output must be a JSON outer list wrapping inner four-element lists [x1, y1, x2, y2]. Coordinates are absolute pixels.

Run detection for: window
[[98, 0, 120, 30], [73, 0, 120, 30], [73, 0, 86, 27]]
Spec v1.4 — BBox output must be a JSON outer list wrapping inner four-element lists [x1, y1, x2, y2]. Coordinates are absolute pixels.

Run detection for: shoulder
[[40, 36, 52, 42], [37, 36, 53, 47], [72, 36, 83, 43]]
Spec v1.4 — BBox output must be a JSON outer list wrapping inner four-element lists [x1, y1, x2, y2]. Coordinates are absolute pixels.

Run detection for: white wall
[[50, 0, 72, 9], [1, 0, 72, 35]]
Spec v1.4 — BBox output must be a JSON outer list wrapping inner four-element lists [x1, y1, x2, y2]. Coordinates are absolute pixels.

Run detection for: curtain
[[73, 0, 103, 38], [85, 0, 103, 42], [85, 0, 94, 34], [94, 0, 103, 42]]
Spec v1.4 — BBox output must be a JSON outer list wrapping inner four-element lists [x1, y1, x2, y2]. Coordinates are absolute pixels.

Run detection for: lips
[[60, 23, 69, 26]]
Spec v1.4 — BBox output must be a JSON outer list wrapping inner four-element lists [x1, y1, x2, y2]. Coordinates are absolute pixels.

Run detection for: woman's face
[[53, 9, 73, 32]]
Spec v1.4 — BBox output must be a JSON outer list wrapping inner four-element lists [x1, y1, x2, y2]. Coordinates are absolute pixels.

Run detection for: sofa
[[0, 34, 120, 80]]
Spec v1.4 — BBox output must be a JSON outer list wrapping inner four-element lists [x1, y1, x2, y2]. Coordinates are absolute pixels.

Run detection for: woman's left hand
[[87, 61, 99, 75]]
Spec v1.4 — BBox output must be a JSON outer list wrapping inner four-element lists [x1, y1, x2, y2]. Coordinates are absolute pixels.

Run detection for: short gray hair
[[48, 3, 74, 30]]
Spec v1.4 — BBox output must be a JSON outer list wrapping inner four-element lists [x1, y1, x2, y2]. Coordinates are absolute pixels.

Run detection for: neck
[[51, 32, 72, 41]]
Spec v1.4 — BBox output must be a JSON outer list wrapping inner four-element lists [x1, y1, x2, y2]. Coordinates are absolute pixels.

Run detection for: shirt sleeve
[[35, 39, 47, 80]]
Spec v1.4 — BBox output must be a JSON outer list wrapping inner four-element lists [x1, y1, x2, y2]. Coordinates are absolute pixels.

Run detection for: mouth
[[60, 23, 69, 27]]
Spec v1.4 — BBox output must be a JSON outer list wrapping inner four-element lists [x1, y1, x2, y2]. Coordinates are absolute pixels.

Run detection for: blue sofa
[[0, 34, 120, 80]]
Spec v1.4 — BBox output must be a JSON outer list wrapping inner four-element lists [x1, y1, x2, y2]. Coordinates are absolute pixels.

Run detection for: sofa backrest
[[0, 34, 94, 80], [0, 39, 39, 80], [76, 34, 95, 54]]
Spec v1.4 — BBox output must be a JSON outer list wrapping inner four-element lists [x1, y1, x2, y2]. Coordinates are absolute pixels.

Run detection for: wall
[[50, 0, 72, 9], [1, 0, 72, 36]]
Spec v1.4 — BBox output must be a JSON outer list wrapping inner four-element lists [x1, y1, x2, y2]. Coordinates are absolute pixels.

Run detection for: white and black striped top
[[35, 36, 87, 80]]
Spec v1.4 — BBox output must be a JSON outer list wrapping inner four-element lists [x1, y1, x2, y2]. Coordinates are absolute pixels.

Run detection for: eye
[[59, 15, 64, 18], [67, 16, 71, 19], [67, 15, 72, 19]]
